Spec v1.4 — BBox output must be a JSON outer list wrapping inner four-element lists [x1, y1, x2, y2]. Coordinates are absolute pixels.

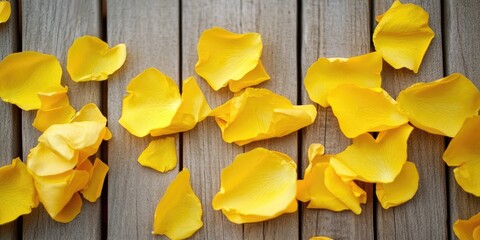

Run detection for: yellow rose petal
[[304, 52, 383, 107], [328, 84, 409, 138], [0, 158, 37, 224], [67, 35, 126, 82], [454, 212, 480, 240], [152, 169, 203, 239], [33, 87, 76, 132], [310, 237, 333, 240], [210, 88, 316, 146], [0, 1, 11, 23], [81, 158, 108, 202], [195, 27, 268, 91], [397, 73, 480, 137], [373, 0, 434, 73], [53, 192, 82, 223], [443, 116, 480, 167], [376, 161, 419, 209], [71, 103, 107, 124], [324, 166, 366, 215], [212, 148, 297, 223], [27, 143, 79, 177], [0, 51, 64, 110], [453, 160, 480, 197], [330, 124, 413, 183], [138, 137, 177, 173]]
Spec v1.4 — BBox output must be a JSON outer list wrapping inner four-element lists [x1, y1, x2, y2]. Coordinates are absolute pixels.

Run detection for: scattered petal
[[67, 35, 126, 82], [397, 73, 480, 137], [152, 169, 203, 239], [81, 158, 108, 202], [228, 60, 270, 92], [376, 161, 419, 209], [443, 116, 480, 166], [454, 212, 480, 240], [373, 0, 434, 73], [210, 88, 316, 146], [328, 84, 409, 138], [212, 148, 297, 223], [453, 160, 480, 197], [310, 237, 333, 240], [33, 87, 76, 132], [138, 137, 177, 173], [0, 1, 11, 23], [304, 52, 383, 107], [0, 51, 64, 110], [53, 192, 83, 223]]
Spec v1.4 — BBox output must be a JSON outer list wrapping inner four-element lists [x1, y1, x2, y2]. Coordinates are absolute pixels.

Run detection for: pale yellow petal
[[228, 60, 270, 92], [33, 87, 76, 132], [81, 158, 108, 202], [443, 116, 480, 167], [138, 137, 177, 173], [454, 212, 480, 240], [376, 161, 419, 209], [70, 103, 107, 124], [27, 143, 79, 177]]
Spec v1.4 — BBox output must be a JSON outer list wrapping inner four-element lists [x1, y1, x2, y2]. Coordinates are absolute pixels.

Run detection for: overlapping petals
[[0, 1, 11, 23], [33, 87, 76, 132], [210, 88, 316, 146], [0, 51, 64, 110], [328, 84, 409, 138], [454, 212, 480, 240], [152, 169, 203, 239], [119, 68, 211, 137], [81, 158, 109, 202], [304, 52, 383, 107], [397, 73, 480, 137], [67, 35, 126, 82], [138, 137, 177, 173], [195, 27, 270, 91], [212, 148, 297, 223], [376, 161, 419, 209], [0, 158, 37, 224], [373, 0, 434, 73]]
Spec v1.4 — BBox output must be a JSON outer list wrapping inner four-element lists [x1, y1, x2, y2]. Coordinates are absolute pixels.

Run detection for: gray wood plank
[[21, 1, 102, 239], [106, 1, 179, 239], [444, 0, 480, 239], [374, 1, 447, 239], [300, 1, 374, 239]]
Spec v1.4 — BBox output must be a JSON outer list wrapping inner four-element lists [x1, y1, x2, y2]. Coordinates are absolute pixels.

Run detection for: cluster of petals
[[0, 1, 10, 23], [212, 148, 297, 223], [195, 27, 270, 92], [210, 88, 317, 146], [454, 212, 480, 240], [32, 86, 76, 132]]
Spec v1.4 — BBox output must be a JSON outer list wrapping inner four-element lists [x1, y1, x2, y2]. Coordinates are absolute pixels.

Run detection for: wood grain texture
[[21, 1, 102, 239], [300, 1, 374, 239], [106, 1, 179, 239], [374, 1, 448, 239], [443, 0, 480, 239], [0, 0, 19, 239]]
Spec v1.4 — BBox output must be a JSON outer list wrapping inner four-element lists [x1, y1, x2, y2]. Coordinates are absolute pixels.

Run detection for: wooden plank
[[374, 1, 447, 239], [106, 1, 179, 239], [443, 0, 480, 239], [21, 1, 102, 239], [300, 1, 374, 239], [0, 0, 19, 239]]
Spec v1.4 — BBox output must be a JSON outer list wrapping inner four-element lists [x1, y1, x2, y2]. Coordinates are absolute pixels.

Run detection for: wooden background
[[0, 0, 479, 239]]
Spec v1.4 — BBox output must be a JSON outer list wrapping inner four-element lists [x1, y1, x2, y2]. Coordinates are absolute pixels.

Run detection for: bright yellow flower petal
[[373, 0, 434, 73], [211, 88, 316, 146], [376, 161, 419, 209], [67, 35, 126, 82], [53, 192, 82, 223], [443, 116, 480, 167], [328, 84, 409, 138], [195, 27, 268, 91], [397, 73, 480, 137], [0, 158, 36, 224], [454, 160, 480, 197], [71, 103, 107, 124], [375, 0, 402, 22], [27, 143, 79, 177], [0, 1, 11, 23], [81, 158, 108, 202], [330, 124, 413, 183], [0, 51, 64, 110], [324, 166, 366, 215], [212, 148, 297, 223], [304, 52, 383, 107], [310, 237, 333, 240], [138, 137, 177, 173], [454, 212, 480, 240], [152, 169, 203, 239], [33, 87, 76, 132]]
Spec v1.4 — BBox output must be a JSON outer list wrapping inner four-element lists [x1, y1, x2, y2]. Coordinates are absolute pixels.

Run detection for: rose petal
[[81, 158, 108, 202], [310, 237, 333, 240], [454, 212, 480, 240], [0, 1, 11, 23], [27, 143, 79, 177], [138, 137, 177, 173], [453, 160, 480, 197], [443, 116, 480, 167], [67, 35, 126, 82], [373, 0, 434, 73], [304, 52, 383, 107], [228, 60, 270, 92], [71, 103, 107, 124], [152, 169, 203, 239], [328, 84, 409, 138], [53, 192, 82, 223], [376, 161, 419, 209], [397, 73, 480, 137], [33, 87, 76, 132]]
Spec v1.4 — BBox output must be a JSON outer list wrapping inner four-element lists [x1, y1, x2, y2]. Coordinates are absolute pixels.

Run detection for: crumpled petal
[[328, 84, 409, 138], [397, 73, 480, 137], [119, 68, 211, 137], [138, 137, 177, 173], [0, 158, 37, 224], [67, 35, 126, 82], [210, 88, 317, 146], [304, 52, 383, 107], [330, 124, 413, 183], [81, 158, 108, 202], [54, 192, 83, 223], [33, 87, 76, 132], [454, 212, 480, 240], [195, 27, 269, 91], [0, 1, 11, 23], [373, 0, 434, 73], [0, 51, 64, 110], [453, 160, 480, 197], [376, 161, 419, 209], [443, 116, 480, 167], [152, 168, 203, 239], [212, 148, 297, 223]]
